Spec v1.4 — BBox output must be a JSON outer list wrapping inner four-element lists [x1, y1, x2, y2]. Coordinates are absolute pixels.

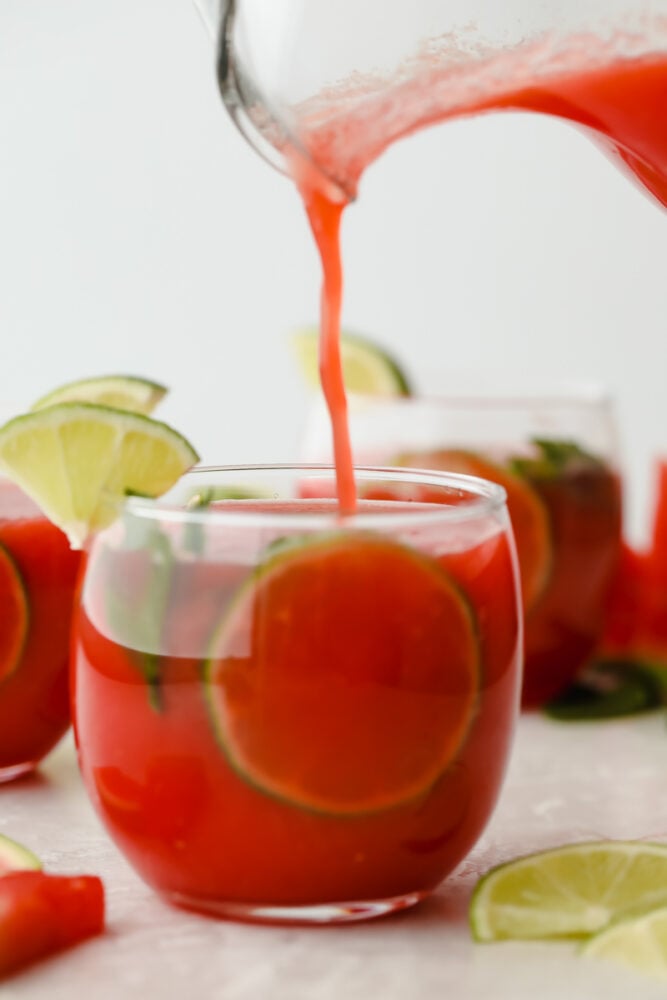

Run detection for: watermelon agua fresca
[[546, 461, 667, 720]]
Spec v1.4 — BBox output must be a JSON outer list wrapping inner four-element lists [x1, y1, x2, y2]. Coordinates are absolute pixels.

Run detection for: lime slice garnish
[[291, 328, 411, 396], [204, 532, 479, 815], [582, 904, 667, 980], [31, 374, 168, 415], [398, 448, 552, 614], [470, 842, 667, 941], [0, 403, 199, 549], [0, 834, 42, 875]]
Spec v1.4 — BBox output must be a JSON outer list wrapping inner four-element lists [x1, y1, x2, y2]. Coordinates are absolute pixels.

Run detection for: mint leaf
[[509, 438, 602, 480], [105, 524, 174, 712], [544, 660, 665, 721]]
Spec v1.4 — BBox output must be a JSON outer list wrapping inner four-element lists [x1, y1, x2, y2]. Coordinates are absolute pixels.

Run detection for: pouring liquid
[[294, 35, 667, 509]]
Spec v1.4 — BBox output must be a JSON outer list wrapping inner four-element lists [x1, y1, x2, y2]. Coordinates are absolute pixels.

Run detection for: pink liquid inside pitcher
[[196, 0, 667, 208]]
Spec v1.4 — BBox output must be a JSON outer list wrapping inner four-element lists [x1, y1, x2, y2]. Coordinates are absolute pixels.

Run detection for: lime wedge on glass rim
[[31, 374, 168, 415], [291, 328, 411, 396], [470, 841, 667, 942], [0, 403, 199, 549], [582, 904, 667, 980]]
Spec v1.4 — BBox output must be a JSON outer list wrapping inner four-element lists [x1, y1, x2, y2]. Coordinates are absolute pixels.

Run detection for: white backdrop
[[1, 0, 666, 540]]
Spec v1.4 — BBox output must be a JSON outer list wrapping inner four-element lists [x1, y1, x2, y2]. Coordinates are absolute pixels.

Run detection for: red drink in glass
[[517, 455, 622, 705], [73, 465, 521, 923], [0, 480, 81, 781]]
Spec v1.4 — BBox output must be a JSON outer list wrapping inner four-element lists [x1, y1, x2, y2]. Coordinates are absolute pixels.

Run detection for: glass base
[[0, 762, 36, 784], [164, 889, 429, 925]]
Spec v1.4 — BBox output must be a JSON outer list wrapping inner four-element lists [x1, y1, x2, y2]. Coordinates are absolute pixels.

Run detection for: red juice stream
[[300, 185, 356, 514], [295, 44, 667, 509]]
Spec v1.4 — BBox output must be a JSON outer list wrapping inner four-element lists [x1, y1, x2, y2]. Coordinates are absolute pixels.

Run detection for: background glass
[[302, 387, 622, 706]]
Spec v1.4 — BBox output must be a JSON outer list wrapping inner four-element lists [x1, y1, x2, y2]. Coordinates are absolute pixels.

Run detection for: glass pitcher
[[195, 0, 667, 206]]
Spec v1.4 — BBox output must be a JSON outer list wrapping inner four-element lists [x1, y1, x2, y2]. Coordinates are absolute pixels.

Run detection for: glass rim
[[348, 380, 614, 411], [120, 463, 507, 529]]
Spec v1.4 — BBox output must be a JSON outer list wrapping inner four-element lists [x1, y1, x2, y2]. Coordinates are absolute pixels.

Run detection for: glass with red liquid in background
[[0, 478, 81, 782], [302, 385, 622, 707], [73, 464, 521, 924]]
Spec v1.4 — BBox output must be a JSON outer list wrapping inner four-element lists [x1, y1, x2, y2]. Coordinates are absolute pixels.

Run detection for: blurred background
[[1, 0, 666, 540]]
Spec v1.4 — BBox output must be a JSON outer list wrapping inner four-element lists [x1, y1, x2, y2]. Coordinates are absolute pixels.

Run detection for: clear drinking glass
[[302, 388, 623, 707], [73, 464, 521, 924], [196, 0, 667, 204]]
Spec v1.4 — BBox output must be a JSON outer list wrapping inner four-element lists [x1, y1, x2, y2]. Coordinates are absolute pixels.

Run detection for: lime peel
[[0, 544, 29, 684]]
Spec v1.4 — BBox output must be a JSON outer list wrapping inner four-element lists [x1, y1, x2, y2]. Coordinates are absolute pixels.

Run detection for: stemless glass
[[0, 402, 82, 783], [73, 464, 521, 924], [303, 388, 623, 707]]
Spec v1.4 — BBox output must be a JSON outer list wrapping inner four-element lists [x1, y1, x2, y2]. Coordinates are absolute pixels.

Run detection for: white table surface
[[3, 713, 667, 999]]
